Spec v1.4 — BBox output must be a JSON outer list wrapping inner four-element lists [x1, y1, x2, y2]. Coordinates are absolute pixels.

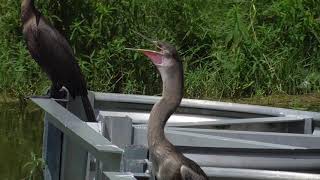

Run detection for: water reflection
[[0, 102, 43, 180]]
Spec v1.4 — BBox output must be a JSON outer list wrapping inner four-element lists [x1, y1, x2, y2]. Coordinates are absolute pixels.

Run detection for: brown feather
[[21, 0, 96, 122]]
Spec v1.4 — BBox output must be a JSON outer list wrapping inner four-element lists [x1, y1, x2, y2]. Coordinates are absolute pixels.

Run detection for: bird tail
[[81, 95, 96, 122]]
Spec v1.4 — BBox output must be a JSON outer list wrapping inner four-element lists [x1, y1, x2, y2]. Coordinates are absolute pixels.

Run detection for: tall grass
[[0, 0, 320, 99]]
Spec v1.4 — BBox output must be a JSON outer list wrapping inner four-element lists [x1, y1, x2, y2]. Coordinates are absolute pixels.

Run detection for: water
[[0, 101, 43, 180]]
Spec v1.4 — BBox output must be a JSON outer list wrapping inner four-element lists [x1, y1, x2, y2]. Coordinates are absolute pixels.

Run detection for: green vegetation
[[233, 93, 320, 111], [22, 152, 44, 180], [1, 0, 320, 99], [0, 102, 43, 180]]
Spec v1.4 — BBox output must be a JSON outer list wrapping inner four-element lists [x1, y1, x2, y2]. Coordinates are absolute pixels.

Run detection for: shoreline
[[1, 92, 319, 112]]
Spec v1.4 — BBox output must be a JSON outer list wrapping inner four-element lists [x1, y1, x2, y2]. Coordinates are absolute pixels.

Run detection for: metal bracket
[[120, 145, 151, 179]]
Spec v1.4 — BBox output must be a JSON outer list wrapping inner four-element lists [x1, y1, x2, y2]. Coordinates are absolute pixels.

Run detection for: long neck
[[21, 0, 36, 23], [148, 65, 183, 148]]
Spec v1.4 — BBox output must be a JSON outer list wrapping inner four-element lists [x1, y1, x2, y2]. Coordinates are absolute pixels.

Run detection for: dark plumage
[[21, 0, 96, 122], [130, 42, 208, 180]]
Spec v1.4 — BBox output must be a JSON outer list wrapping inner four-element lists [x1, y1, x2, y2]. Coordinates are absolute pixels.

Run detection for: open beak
[[126, 31, 165, 65], [125, 46, 164, 65]]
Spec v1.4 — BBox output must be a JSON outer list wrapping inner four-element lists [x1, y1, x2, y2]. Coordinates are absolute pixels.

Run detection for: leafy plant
[[1, 0, 320, 99], [22, 152, 44, 180]]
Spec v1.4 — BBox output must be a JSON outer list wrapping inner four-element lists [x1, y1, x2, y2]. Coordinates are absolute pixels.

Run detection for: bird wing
[[23, 19, 41, 62], [37, 17, 77, 71], [36, 17, 87, 96], [180, 165, 207, 180]]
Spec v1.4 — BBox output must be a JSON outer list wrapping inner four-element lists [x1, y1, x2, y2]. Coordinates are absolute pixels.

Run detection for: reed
[[1, 0, 320, 99]]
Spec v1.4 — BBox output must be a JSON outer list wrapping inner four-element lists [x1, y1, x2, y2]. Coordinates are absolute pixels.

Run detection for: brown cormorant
[[21, 0, 96, 122]]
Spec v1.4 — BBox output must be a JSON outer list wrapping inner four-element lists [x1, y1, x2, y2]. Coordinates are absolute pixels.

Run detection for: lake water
[[0, 102, 43, 180]]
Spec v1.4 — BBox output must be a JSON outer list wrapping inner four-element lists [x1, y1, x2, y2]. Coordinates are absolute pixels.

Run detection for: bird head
[[126, 38, 183, 100], [21, 0, 35, 23], [126, 40, 181, 76]]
